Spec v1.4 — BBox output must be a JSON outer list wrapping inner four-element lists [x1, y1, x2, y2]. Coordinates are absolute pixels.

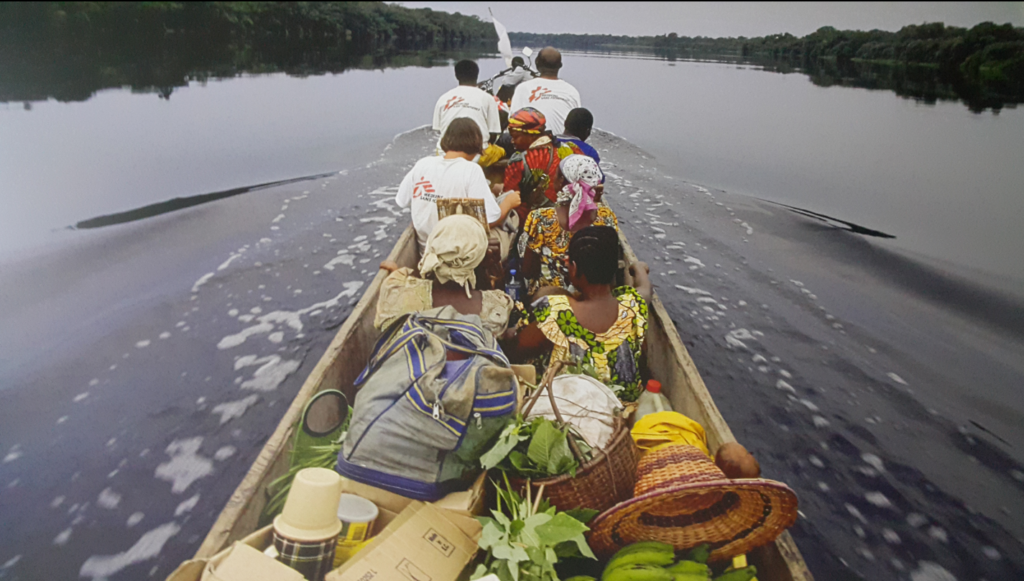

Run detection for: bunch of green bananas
[[577, 542, 757, 581]]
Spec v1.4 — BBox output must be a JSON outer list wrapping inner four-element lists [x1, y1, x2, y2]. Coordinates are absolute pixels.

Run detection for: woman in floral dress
[[518, 155, 618, 296], [506, 226, 652, 401]]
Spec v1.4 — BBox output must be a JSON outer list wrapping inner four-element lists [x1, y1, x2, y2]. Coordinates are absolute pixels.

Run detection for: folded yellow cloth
[[631, 411, 710, 457], [478, 143, 505, 167]]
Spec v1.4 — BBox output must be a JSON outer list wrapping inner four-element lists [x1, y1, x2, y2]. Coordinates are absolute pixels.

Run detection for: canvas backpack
[[337, 306, 518, 501]]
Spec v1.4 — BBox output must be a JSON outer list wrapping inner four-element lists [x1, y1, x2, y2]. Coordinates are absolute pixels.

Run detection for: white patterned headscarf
[[556, 155, 604, 229], [418, 215, 488, 297]]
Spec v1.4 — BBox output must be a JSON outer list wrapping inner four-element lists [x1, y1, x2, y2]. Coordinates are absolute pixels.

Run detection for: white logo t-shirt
[[394, 156, 502, 252], [510, 78, 582, 135], [432, 85, 501, 146]]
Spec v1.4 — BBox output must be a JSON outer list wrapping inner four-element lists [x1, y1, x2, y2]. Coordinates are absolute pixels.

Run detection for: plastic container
[[273, 468, 343, 542], [333, 493, 379, 568], [506, 269, 524, 303], [633, 380, 673, 426]]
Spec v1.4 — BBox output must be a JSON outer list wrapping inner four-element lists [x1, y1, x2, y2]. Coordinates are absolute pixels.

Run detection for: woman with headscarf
[[505, 226, 652, 401], [517, 154, 618, 296], [502, 107, 565, 222], [375, 215, 514, 336]]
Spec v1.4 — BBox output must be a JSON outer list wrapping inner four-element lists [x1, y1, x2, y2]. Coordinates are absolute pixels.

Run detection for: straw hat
[[587, 445, 798, 561]]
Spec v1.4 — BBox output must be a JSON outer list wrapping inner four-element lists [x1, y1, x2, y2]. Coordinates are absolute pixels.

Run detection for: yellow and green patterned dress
[[530, 286, 648, 401], [518, 205, 619, 294]]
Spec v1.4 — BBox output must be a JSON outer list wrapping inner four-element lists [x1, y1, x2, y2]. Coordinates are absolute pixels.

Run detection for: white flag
[[490, 9, 513, 67]]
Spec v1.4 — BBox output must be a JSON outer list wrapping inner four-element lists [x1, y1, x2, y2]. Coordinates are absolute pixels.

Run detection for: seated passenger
[[519, 155, 617, 295], [507, 226, 652, 400], [375, 215, 514, 336], [556, 108, 601, 166], [503, 108, 563, 222], [395, 118, 520, 254]]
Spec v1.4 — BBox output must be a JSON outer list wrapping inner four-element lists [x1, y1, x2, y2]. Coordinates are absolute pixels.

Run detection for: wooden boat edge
[[191, 224, 813, 581]]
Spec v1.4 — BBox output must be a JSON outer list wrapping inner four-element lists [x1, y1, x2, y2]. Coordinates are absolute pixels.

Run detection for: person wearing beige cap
[[375, 215, 514, 336]]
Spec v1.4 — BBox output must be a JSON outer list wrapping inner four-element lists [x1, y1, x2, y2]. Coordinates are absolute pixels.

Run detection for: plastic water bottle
[[633, 380, 673, 426], [505, 269, 524, 303]]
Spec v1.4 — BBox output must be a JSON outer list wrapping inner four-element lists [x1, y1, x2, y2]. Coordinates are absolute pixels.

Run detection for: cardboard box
[[206, 543, 304, 581], [341, 471, 488, 526], [167, 527, 275, 581], [325, 502, 482, 581]]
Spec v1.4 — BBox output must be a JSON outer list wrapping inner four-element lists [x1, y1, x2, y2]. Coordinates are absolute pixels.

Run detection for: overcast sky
[[394, 2, 1024, 38]]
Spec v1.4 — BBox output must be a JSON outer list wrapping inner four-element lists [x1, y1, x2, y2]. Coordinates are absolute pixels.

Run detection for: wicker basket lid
[[587, 444, 798, 561]]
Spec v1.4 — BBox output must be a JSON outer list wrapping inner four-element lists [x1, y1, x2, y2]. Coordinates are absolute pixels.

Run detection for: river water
[[1, 52, 1023, 580]]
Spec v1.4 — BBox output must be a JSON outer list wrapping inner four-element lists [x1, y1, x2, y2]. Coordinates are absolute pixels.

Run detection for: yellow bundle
[[630, 411, 710, 457], [478, 143, 505, 167]]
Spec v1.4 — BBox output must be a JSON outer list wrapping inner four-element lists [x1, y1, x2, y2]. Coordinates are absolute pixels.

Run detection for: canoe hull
[[192, 225, 812, 581]]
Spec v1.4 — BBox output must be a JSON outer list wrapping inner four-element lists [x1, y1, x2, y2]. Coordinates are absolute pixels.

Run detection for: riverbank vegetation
[[512, 22, 1024, 112], [0, 2, 496, 102]]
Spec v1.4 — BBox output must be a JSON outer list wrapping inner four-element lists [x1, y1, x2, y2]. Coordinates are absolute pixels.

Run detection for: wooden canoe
[[190, 224, 814, 581]]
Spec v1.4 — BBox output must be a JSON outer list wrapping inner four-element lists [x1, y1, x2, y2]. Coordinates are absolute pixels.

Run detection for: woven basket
[[507, 361, 640, 513], [509, 418, 639, 513]]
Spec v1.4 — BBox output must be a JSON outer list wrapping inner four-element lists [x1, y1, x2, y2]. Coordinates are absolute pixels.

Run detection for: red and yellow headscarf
[[507, 107, 547, 135]]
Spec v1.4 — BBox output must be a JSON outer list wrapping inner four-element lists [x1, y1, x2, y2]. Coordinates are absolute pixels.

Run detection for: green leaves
[[479, 416, 588, 479], [474, 478, 596, 581]]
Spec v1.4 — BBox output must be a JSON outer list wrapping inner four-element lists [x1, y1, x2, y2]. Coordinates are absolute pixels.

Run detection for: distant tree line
[[511, 22, 1024, 111], [0, 2, 497, 102]]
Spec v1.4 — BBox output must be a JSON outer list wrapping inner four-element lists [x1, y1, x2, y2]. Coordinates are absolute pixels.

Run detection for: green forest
[[2, 3, 1022, 111], [0, 2, 497, 102], [511, 22, 1024, 111]]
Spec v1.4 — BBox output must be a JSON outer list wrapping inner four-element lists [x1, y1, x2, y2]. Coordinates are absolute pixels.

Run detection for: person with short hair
[[433, 59, 501, 151], [396, 118, 520, 253], [506, 225, 652, 400], [557, 108, 601, 165], [509, 47, 581, 135]]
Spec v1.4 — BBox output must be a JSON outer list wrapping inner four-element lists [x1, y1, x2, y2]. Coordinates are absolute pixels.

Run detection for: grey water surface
[[1, 53, 1023, 581]]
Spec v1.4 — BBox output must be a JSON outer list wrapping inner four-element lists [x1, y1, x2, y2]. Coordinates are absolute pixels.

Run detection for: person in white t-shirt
[[510, 47, 581, 136], [396, 118, 521, 254], [432, 60, 501, 152]]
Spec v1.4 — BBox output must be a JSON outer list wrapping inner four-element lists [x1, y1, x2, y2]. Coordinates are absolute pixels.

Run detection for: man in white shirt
[[432, 60, 501, 150], [510, 47, 581, 136], [396, 118, 520, 253]]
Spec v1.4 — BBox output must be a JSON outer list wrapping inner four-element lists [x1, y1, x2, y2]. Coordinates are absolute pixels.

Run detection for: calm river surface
[[1, 52, 1023, 581]]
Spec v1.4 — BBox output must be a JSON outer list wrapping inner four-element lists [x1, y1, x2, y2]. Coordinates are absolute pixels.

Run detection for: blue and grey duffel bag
[[337, 306, 518, 500]]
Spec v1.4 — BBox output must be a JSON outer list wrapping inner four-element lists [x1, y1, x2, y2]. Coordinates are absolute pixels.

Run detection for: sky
[[393, 2, 1024, 38]]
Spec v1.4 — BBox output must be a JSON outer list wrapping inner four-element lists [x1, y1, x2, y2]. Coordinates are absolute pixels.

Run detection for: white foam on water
[[684, 256, 705, 269], [812, 415, 830, 428], [73, 392, 90, 402], [779, 369, 792, 379], [887, 372, 908, 385], [135, 340, 150, 348], [845, 503, 866, 523], [51, 496, 65, 509], [674, 285, 711, 296], [323, 254, 355, 270], [97, 488, 121, 510], [271, 214, 285, 223], [3, 450, 22, 463], [154, 437, 213, 494], [775, 380, 796, 393], [53, 527, 72, 545], [79, 521, 180, 581], [862, 453, 885, 472], [268, 332, 284, 343], [865, 491, 892, 508], [237, 314, 254, 323], [191, 272, 214, 293], [740, 221, 753, 235], [174, 494, 200, 516], [218, 282, 363, 350], [910, 561, 956, 581], [214, 446, 236, 461], [725, 328, 757, 349], [882, 528, 901, 545], [2, 555, 21, 569], [211, 395, 259, 424], [127, 512, 144, 528], [800, 399, 820, 412], [240, 356, 300, 391]]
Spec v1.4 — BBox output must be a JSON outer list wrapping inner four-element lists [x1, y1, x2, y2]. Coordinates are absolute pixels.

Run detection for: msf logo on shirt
[[443, 96, 465, 111], [529, 86, 551, 103], [412, 177, 435, 199]]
